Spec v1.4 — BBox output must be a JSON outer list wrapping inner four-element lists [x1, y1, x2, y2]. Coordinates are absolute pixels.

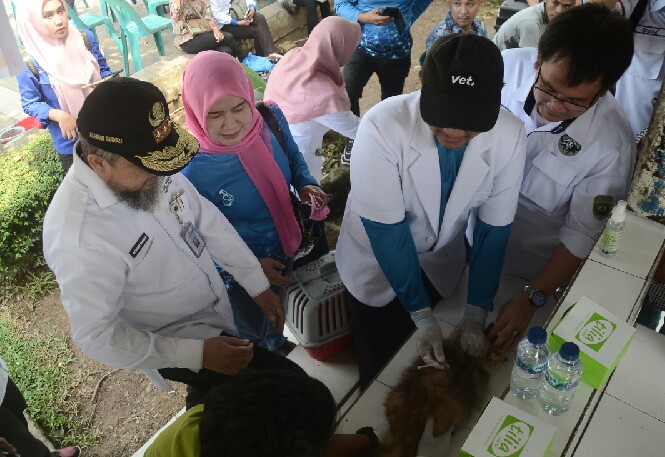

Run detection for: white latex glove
[[458, 304, 488, 357], [410, 309, 446, 369], [417, 416, 452, 457]]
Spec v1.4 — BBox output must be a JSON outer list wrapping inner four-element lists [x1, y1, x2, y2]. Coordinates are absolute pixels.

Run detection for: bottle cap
[[611, 200, 627, 223], [527, 326, 547, 345], [559, 342, 580, 361]]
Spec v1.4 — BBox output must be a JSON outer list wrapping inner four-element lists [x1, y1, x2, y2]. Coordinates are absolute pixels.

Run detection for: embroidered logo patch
[[593, 195, 615, 220], [558, 134, 582, 156], [218, 188, 235, 207], [129, 233, 150, 258]]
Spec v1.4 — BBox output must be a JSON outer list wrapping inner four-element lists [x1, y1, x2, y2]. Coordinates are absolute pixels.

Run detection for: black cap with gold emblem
[[77, 77, 199, 176]]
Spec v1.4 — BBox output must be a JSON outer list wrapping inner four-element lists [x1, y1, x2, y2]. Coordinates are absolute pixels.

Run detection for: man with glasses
[[488, 3, 635, 353]]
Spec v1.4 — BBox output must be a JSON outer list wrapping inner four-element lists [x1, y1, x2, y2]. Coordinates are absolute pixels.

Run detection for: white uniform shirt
[[288, 110, 360, 182], [335, 92, 527, 306], [210, 0, 257, 26], [501, 48, 636, 279], [615, 0, 665, 137], [43, 153, 270, 388]]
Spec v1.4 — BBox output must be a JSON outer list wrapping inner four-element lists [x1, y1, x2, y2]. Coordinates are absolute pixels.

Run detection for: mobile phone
[[378, 7, 400, 17], [82, 69, 123, 90]]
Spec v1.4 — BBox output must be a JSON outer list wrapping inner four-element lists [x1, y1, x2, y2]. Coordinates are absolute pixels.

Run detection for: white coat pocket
[[520, 151, 576, 213]]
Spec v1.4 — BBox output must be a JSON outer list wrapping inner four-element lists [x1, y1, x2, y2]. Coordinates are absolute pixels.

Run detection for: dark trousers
[[348, 272, 441, 390], [342, 48, 412, 116], [222, 12, 278, 57], [58, 153, 73, 173], [159, 344, 305, 409], [180, 31, 240, 57], [293, 0, 331, 34], [0, 378, 50, 457]]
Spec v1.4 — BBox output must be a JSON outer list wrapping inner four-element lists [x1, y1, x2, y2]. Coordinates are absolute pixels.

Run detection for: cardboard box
[[460, 397, 557, 457], [548, 296, 636, 389]]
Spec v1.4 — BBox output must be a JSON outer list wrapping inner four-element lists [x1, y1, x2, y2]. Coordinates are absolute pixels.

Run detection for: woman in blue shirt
[[181, 51, 329, 354], [16, 0, 112, 171]]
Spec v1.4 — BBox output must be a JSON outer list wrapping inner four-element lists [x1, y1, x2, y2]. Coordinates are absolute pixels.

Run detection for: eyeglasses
[[533, 67, 600, 116]]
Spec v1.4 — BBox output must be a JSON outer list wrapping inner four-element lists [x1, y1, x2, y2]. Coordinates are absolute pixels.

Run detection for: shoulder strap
[[630, 0, 649, 29], [256, 101, 289, 161], [81, 30, 92, 52], [24, 57, 38, 79]]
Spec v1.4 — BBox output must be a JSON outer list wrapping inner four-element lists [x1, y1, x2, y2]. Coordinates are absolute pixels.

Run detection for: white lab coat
[[0, 355, 7, 405], [501, 48, 636, 279], [615, 0, 665, 137], [335, 92, 527, 307], [43, 153, 270, 390]]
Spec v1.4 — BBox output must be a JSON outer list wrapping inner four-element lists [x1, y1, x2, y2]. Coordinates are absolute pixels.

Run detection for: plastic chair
[[9, 0, 23, 47], [142, 0, 170, 16], [103, 0, 172, 76], [66, 2, 120, 53]]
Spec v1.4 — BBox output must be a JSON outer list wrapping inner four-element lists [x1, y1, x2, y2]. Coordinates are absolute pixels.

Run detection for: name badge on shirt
[[181, 222, 205, 257]]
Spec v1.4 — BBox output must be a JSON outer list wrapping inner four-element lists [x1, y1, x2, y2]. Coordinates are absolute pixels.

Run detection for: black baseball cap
[[420, 34, 504, 132], [77, 78, 199, 176]]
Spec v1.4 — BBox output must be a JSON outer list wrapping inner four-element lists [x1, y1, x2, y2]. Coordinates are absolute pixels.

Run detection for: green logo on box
[[488, 415, 533, 457], [576, 312, 616, 352]]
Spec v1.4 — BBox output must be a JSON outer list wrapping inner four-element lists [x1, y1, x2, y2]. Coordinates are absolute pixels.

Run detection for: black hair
[[538, 3, 634, 91], [199, 369, 337, 457]]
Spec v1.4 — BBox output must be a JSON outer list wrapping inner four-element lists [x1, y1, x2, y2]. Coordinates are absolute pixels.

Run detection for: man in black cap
[[335, 34, 527, 389], [43, 78, 303, 408]]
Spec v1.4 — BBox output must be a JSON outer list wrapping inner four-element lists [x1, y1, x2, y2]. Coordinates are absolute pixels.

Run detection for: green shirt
[[144, 404, 204, 457]]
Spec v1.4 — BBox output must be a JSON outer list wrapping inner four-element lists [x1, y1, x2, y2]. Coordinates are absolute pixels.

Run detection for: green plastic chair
[[66, 3, 120, 53], [103, 0, 172, 76], [9, 0, 23, 47], [143, 0, 170, 17]]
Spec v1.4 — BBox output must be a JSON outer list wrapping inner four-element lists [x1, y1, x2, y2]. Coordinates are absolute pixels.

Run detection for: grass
[[0, 265, 98, 448]]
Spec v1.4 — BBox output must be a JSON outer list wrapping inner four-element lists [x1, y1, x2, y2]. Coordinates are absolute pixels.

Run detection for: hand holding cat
[[458, 304, 489, 357], [410, 309, 447, 369]]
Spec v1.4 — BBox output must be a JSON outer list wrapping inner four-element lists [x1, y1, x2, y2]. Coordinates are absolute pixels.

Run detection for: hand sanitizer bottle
[[601, 200, 627, 257]]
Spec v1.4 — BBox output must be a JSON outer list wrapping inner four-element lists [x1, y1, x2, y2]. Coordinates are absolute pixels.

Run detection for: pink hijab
[[182, 51, 301, 257], [264, 16, 361, 124], [16, 0, 101, 119]]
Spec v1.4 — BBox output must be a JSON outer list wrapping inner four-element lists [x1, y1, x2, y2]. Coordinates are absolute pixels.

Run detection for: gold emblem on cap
[[138, 124, 199, 172], [148, 102, 166, 128], [153, 118, 173, 143]]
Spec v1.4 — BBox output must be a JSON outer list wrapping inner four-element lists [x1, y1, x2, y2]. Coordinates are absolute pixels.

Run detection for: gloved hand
[[410, 309, 446, 369], [458, 304, 488, 357], [417, 416, 452, 457]]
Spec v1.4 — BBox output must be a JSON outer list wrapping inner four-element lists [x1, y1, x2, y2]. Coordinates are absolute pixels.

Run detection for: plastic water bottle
[[601, 200, 627, 257], [510, 326, 550, 400], [538, 342, 583, 416]]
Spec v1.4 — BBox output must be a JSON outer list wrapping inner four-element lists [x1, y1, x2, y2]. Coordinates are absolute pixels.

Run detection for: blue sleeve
[[269, 104, 318, 189], [335, 0, 362, 23], [17, 64, 52, 127], [361, 216, 431, 313], [87, 30, 112, 77], [467, 219, 512, 311], [411, 0, 435, 23]]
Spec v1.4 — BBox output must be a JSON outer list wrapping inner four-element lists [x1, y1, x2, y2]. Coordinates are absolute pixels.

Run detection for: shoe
[[50, 446, 81, 457], [341, 138, 353, 165], [270, 339, 297, 357]]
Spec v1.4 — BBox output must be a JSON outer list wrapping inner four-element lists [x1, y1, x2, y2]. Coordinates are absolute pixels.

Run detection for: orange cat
[[379, 334, 502, 457]]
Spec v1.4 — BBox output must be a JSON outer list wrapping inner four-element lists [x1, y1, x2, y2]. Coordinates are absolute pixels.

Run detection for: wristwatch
[[524, 284, 547, 307]]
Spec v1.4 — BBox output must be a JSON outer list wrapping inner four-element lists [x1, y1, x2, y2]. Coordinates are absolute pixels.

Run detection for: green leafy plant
[[0, 315, 95, 447], [0, 132, 64, 283]]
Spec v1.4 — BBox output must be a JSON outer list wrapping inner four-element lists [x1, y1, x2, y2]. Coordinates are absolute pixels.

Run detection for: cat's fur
[[378, 334, 502, 457]]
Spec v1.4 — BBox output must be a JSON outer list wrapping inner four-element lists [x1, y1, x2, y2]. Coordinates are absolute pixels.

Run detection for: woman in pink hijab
[[264, 16, 362, 182], [15, 0, 113, 172], [181, 51, 329, 355]]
